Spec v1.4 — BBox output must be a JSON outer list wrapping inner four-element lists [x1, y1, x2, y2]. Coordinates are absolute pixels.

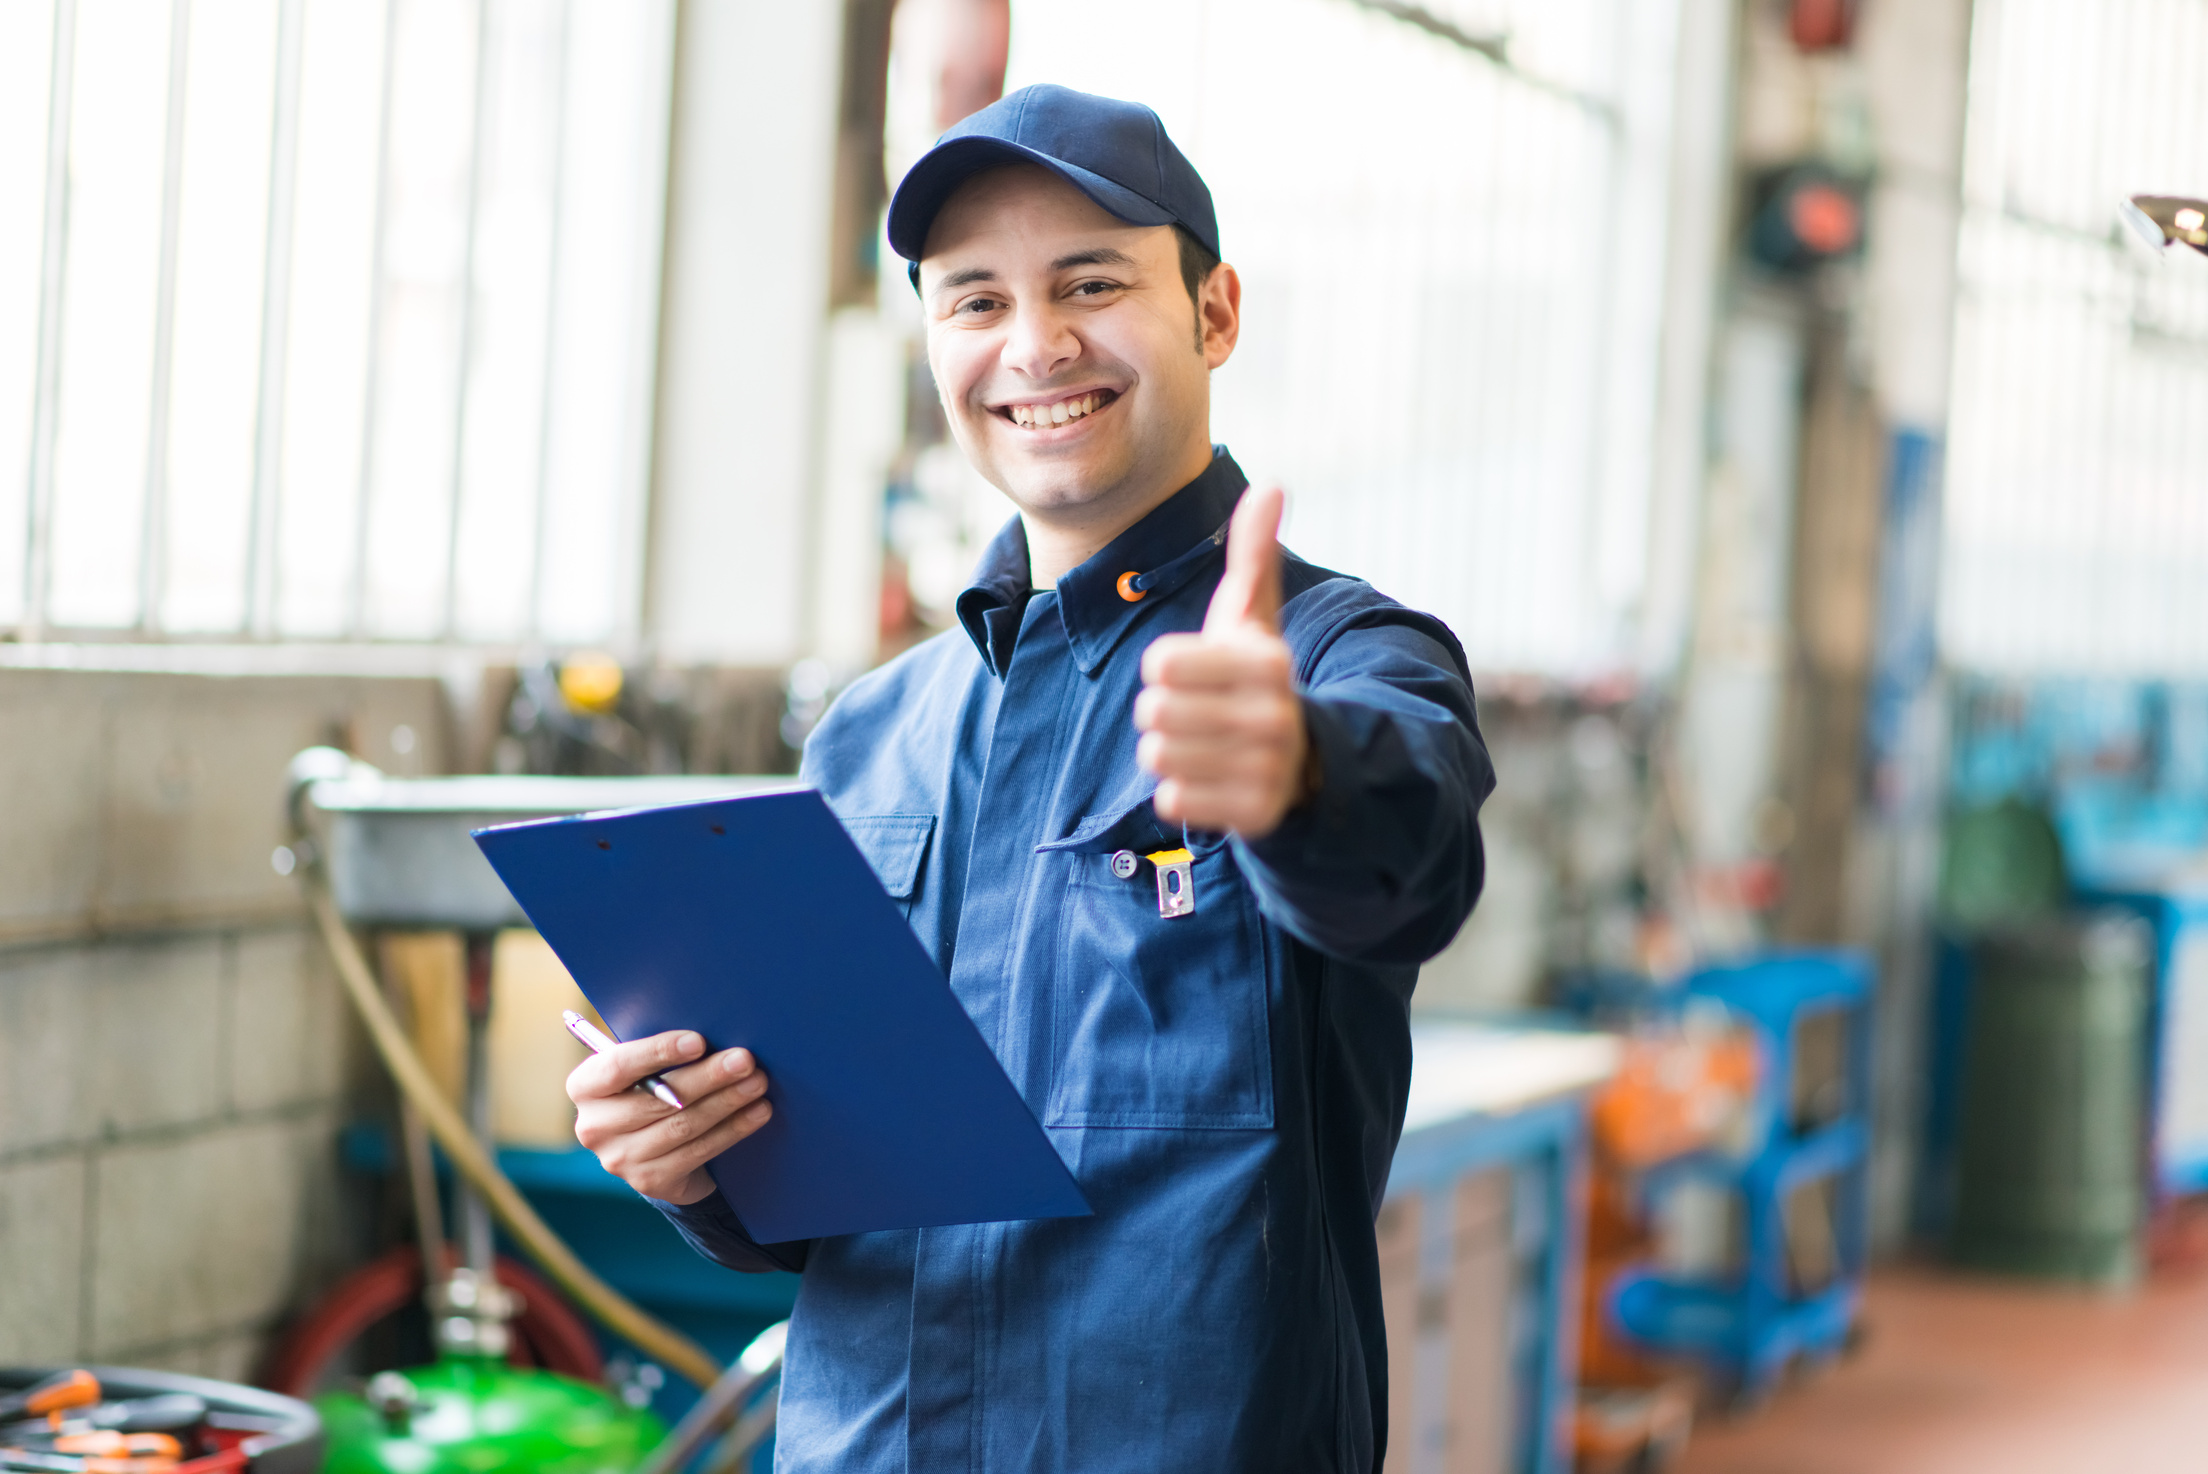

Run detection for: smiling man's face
[[919, 164, 1238, 580]]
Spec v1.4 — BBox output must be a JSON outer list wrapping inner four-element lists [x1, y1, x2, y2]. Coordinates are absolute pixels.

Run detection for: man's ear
[[1199, 262, 1242, 367]]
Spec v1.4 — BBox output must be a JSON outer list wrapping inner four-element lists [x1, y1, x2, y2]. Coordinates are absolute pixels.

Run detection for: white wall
[[645, 0, 845, 665]]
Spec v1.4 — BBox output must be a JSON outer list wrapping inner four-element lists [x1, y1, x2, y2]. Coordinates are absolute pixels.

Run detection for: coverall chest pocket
[[841, 814, 934, 919], [1046, 845, 1274, 1130]]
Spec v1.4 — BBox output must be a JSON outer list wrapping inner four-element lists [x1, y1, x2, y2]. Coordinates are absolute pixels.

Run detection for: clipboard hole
[[710, 824, 725, 835], [596, 840, 611, 850]]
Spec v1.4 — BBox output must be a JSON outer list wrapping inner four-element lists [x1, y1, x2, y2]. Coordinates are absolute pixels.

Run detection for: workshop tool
[[51, 1433, 182, 1462], [0, 1375, 100, 1426], [75, 1400, 208, 1436], [1, 1451, 137, 1474], [7, 1396, 212, 1448], [0, 1369, 319, 1474]]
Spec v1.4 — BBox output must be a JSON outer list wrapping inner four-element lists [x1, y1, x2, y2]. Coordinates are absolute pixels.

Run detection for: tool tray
[[0, 1369, 321, 1474]]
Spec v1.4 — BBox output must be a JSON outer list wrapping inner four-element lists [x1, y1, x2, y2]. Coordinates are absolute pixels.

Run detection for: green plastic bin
[[1950, 915, 2150, 1285]]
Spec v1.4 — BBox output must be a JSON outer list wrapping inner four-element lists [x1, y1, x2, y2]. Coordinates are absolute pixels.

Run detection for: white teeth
[[1007, 394, 1107, 428]]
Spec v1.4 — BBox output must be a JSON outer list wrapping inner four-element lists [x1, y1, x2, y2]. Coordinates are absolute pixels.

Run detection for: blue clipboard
[[472, 788, 1091, 1243]]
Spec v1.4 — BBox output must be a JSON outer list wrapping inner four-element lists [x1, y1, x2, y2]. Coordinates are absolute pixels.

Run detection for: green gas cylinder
[[316, 1353, 667, 1474]]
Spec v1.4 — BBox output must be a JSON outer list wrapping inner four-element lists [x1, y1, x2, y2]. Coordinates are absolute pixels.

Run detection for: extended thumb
[[1205, 485, 1285, 635]]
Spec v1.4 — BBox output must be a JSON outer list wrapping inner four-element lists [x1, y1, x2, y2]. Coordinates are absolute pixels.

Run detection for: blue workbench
[[1382, 1022, 1620, 1474]]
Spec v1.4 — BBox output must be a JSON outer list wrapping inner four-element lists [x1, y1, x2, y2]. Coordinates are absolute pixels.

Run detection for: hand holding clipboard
[[564, 1017, 771, 1207], [474, 788, 1090, 1243]]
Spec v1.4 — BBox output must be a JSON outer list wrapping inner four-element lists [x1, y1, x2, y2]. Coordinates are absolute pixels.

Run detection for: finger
[[574, 1063, 751, 1146], [658, 1046, 758, 1101], [574, 1083, 679, 1143], [633, 1072, 771, 1157], [1140, 731, 1296, 784], [1153, 776, 1277, 832], [1135, 687, 1301, 740], [568, 1029, 707, 1101], [1140, 636, 1291, 693], [1202, 484, 1284, 637], [649, 1096, 774, 1182]]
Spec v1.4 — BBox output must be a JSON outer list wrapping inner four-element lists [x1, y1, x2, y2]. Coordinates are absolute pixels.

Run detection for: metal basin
[[295, 757, 794, 929]]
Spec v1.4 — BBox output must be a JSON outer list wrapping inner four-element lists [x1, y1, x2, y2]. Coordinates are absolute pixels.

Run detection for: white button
[[1109, 849, 1140, 879]]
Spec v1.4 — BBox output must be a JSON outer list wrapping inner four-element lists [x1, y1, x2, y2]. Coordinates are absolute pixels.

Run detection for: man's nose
[[999, 302, 1080, 383]]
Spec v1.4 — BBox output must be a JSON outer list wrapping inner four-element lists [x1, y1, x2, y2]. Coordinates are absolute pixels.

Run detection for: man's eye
[[958, 297, 1002, 315], [1072, 280, 1118, 297]]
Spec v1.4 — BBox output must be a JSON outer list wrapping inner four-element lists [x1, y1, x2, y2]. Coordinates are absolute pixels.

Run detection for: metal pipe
[[634, 1323, 785, 1474], [398, 1100, 449, 1282], [369, 928, 453, 1279], [460, 930, 498, 1280], [300, 874, 723, 1388]]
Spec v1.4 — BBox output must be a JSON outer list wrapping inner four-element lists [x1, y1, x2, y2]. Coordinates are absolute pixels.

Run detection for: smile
[[995, 389, 1118, 430]]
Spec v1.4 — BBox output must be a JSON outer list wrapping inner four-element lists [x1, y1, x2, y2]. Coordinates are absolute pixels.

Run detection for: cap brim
[[887, 136, 1176, 265]]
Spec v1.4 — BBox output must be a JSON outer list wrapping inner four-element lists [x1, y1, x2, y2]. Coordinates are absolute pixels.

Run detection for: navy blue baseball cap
[[887, 84, 1219, 281]]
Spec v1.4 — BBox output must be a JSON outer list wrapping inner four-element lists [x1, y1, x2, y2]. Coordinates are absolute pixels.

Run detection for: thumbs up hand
[[1135, 485, 1314, 840]]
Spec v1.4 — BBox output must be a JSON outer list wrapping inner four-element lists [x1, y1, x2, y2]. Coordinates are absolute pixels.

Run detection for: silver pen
[[562, 1009, 687, 1110]]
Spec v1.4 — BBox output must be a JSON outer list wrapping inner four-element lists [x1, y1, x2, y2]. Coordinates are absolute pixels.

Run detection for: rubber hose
[[302, 877, 723, 1389], [259, 1247, 605, 1396]]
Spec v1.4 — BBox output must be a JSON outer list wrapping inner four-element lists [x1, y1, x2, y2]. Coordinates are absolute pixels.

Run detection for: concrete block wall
[[0, 668, 447, 1378]]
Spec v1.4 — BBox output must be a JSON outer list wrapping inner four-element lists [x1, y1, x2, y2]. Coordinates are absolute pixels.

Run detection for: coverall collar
[[955, 447, 1250, 678]]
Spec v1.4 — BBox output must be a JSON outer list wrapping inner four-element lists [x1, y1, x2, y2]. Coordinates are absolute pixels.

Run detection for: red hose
[[258, 1246, 604, 1397]]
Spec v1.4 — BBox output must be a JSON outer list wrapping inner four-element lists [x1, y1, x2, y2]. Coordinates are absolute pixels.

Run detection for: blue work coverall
[[658, 449, 1494, 1472]]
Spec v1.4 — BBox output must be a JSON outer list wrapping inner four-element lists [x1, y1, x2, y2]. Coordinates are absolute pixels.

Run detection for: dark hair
[[1174, 224, 1220, 305], [1173, 225, 1220, 350]]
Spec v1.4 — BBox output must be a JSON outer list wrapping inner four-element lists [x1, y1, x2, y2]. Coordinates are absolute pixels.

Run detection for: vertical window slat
[[0, 0, 63, 630], [46, 0, 173, 631], [135, 0, 192, 634]]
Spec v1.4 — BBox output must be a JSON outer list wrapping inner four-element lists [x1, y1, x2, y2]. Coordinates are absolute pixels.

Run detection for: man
[[568, 85, 1494, 1471]]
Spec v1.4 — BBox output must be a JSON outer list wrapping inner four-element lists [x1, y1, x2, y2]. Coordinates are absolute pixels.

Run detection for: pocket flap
[[1035, 796, 1177, 857], [841, 814, 935, 899], [1035, 796, 1227, 858]]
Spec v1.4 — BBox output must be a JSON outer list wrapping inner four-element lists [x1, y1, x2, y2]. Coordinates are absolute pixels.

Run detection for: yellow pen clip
[[1145, 848, 1195, 918]]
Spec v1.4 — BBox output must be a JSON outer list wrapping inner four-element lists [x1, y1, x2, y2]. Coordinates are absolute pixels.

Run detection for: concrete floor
[[1675, 1262, 2208, 1474]]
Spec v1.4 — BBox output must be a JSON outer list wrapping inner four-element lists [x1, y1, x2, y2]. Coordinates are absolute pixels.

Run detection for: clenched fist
[[1134, 484, 1314, 839]]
